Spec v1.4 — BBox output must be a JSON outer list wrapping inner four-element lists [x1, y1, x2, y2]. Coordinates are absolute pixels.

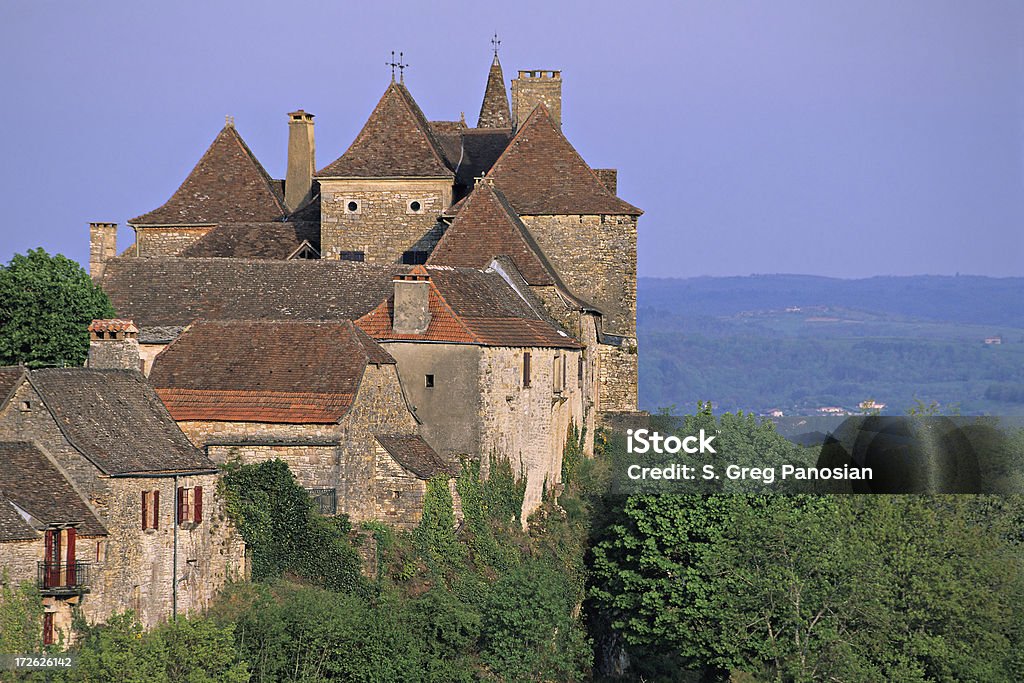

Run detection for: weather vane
[[491, 33, 501, 57], [387, 50, 408, 83]]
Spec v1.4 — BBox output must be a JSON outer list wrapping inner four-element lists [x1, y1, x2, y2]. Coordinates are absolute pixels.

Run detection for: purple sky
[[1, 2, 1021, 278]]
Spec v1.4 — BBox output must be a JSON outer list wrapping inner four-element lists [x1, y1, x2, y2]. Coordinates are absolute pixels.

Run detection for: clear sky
[[1, 1, 1021, 278]]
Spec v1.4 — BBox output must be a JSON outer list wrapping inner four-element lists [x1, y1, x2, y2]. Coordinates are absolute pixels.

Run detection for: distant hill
[[638, 275, 1024, 416]]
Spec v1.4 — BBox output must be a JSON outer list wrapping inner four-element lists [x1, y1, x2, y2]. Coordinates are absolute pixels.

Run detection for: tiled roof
[[0, 499, 37, 541], [101, 258, 400, 330], [0, 365, 26, 409], [477, 55, 512, 129], [487, 105, 642, 216], [435, 129, 512, 194], [150, 320, 394, 424], [316, 83, 454, 179], [375, 434, 454, 479], [357, 266, 582, 349], [179, 221, 321, 259], [430, 119, 467, 137], [130, 124, 286, 225], [428, 182, 557, 286], [0, 442, 107, 538], [28, 369, 214, 475], [88, 319, 138, 334]]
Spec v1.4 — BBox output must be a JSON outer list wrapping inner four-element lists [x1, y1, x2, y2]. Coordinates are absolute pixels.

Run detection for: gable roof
[[0, 441, 107, 538], [179, 221, 320, 260], [374, 434, 454, 479], [428, 182, 557, 286], [130, 123, 287, 226], [0, 365, 26, 409], [316, 82, 454, 179], [27, 369, 214, 475], [477, 55, 512, 129], [356, 266, 582, 348], [434, 128, 512, 193], [150, 320, 394, 424], [487, 105, 641, 216]]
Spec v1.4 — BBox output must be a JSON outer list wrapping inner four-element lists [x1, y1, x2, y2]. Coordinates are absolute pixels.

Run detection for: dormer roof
[[487, 105, 641, 216], [316, 82, 454, 179], [130, 123, 286, 226], [477, 55, 512, 129]]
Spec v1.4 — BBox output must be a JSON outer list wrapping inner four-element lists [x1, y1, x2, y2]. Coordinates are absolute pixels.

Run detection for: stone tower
[[285, 110, 315, 213], [511, 70, 562, 130], [89, 222, 117, 281]]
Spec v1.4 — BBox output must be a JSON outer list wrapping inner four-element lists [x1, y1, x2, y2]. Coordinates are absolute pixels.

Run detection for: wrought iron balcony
[[306, 487, 337, 515], [37, 562, 90, 595]]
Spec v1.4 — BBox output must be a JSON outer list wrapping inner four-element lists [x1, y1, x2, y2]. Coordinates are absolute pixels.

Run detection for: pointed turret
[[477, 55, 512, 129]]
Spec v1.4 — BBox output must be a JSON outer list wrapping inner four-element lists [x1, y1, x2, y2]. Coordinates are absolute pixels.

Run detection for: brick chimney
[[392, 268, 432, 335], [87, 320, 141, 371], [511, 70, 562, 130], [285, 110, 315, 213], [88, 222, 117, 281]]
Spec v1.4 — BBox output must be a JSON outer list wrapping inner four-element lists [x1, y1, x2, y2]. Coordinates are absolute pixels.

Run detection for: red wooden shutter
[[523, 352, 532, 387], [177, 487, 185, 525], [66, 528, 76, 585], [153, 490, 160, 530], [43, 613, 54, 645], [193, 486, 203, 524], [141, 491, 148, 530]]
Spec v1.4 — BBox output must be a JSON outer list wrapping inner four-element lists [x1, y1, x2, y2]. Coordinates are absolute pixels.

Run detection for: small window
[[406, 199, 424, 214], [306, 488, 337, 515], [578, 355, 584, 382], [96, 540, 106, 563], [425, 374, 435, 388], [523, 352, 531, 388], [553, 354, 565, 393], [339, 251, 365, 262], [18, 400, 31, 412], [402, 250, 429, 265], [392, 490, 402, 499], [176, 486, 203, 526], [141, 490, 160, 531], [344, 199, 361, 214]]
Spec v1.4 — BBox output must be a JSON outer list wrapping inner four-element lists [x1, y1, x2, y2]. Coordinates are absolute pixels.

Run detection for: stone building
[[147, 319, 453, 528], [0, 363, 245, 641], [88, 45, 641, 520]]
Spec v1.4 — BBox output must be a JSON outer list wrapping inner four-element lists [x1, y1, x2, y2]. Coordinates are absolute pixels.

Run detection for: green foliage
[[481, 454, 527, 525], [0, 575, 43, 682], [561, 419, 586, 489], [220, 459, 364, 593], [0, 248, 115, 368], [415, 475, 463, 566], [454, 458, 520, 573]]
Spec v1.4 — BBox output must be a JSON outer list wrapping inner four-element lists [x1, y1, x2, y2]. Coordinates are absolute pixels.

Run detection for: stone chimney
[[392, 268, 432, 335], [285, 110, 315, 213], [88, 222, 117, 281], [87, 319, 141, 371], [511, 70, 562, 130]]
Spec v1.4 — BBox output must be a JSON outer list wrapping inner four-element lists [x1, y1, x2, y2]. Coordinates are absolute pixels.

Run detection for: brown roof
[[428, 182, 557, 286], [487, 105, 641, 216], [430, 119, 467, 137], [179, 221, 320, 260], [0, 499, 37, 541], [356, 266, 582, 349], [375, 434, 454, 479], [477, 55, 512, 129], [101, 258, 400, 330], [28, 369, 214, 475], [435, 129, 512, 196], [316, 83, 453, 179], [0, 442, 107, 538], [88, 319, 138, 334], [0, 365, 26, 409], [131, 123, 286, 225], [150, 320, 394, 424]]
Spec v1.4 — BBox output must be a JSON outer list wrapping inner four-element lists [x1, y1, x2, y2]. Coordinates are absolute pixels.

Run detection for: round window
[[347, 201, 359, 212], [409, 201, 421, 212]]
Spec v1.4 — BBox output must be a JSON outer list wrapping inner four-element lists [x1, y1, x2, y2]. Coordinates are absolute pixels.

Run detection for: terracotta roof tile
[[0, 441, 107, 537], [487, 105, 641, 216], [477, 56, 512, 129], [131, 124, 286, 225], [375, 434, 454, 479], [88, 319, 138, 334], [149, 320, 394, 424], [316, 83, 453, 179]]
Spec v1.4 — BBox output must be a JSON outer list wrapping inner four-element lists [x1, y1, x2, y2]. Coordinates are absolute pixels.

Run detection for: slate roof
[[435, 129, 512, 194], [179, 221, 321, 259], [0, 441, 107, 538], [477, 55, 512, 129], [130, 123, 287, 225], [428, 182, 558, 286], [316, 83, 454, 179], [0, 365, 26, 408], [374, 434, 454, 479], [356, 266, 582, 349], [150, 320, 395, 424], [27, 369, 214, 475], [101, 258, 400, 329], [487, 105, 641, 216]]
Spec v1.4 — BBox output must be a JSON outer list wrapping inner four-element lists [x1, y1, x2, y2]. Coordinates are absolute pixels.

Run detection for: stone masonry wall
[[319, 178, 452, 262], [207, 444, 338, 491], [373, 443, 429, 529], [134, 227, 212, 257], [598, 341, 639, 413]]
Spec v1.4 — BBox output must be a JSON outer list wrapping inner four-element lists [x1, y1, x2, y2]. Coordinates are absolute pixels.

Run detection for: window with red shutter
[[193, 486, 203, 524], [66, 528, 76, 585], [177, 486, 185, 525], [153, 489, 159, 530], [141, 491, 148, 530]]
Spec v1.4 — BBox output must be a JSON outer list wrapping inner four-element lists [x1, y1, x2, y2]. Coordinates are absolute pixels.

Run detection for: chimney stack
[[511, 70, 562, 130], [392, 268, 432, 335], [285, 110, 315, 213], [87, 320, 141, 371], [89, 222, 117, 281]]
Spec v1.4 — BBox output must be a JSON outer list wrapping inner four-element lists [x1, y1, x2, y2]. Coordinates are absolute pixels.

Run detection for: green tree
[[0, 249, 114, 368]]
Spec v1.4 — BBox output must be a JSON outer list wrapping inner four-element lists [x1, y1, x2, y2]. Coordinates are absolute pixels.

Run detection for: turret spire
[[477, 38, 512, 128]]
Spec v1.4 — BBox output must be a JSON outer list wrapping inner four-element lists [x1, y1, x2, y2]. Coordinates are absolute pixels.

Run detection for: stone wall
[[319, 178, 452, 262], [134, 227, 212, 257], [207, 443, 338, 491], [372, 442, 430, 529], [597, 341, 639, 413]]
